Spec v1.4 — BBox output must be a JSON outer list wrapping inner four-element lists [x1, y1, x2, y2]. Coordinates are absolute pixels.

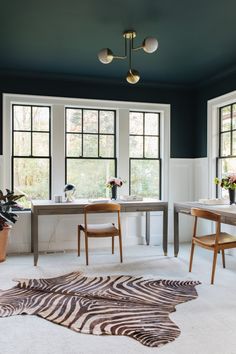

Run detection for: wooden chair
[[189, 208, 236, 284], [78, 203, 123, 265]]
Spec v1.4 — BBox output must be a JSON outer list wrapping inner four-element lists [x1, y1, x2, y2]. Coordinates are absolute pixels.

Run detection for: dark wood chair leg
[[189, 241, 195, 272], [112, 236, 114, 254], [211, 249, 218, 285], [119, 233, 123, 263], [222, 249, 226, 268], [78, 226, 81, 257]]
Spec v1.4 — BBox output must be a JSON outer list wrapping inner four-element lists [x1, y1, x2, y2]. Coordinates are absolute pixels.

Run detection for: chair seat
[[194, 232, 236, 246], [79, 223, 119, 236]]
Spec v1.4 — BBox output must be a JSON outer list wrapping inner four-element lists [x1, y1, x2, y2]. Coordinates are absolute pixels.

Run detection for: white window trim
[[208, 90, 236, 198], [2, 93, 170, 201]]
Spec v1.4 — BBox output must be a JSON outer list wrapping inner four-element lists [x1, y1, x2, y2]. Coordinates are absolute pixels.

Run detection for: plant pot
[[0, 226, 12, 262]]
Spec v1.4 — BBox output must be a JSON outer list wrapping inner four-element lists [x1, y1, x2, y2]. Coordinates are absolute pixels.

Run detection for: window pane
[[67, 159, 115, 198], [99, 135, 114, 157], [100, 111, 114, 133], [221, 132, 231, 156], [83, 110, 98, 133], [221, 158, 236, 176], [66, 108, 82, 132], [233, 131, 236, 156], [130, 136, 143, 158], [32, 107, 50, 131], [13, 106, 31, 131], [67, 134, 82, 157], [130, 112, 143, 134], [221, 106, 231, 132], [32, 133, 49, 156], [145, 137, 159, 158], [13, 158, 50, 208], [145, 113, 158, 135], [83, 135, 98, 157], [218, 158, 236, 198], [233, 104, 236, 130], [14, 132, 31, 155], [130, 159, 160, 198]]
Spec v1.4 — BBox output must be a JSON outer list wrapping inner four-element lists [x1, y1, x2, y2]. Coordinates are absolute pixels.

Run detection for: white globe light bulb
[[143, 37, 158, 53], [97, 48, 114, 64], [126, 69, 140, 84]]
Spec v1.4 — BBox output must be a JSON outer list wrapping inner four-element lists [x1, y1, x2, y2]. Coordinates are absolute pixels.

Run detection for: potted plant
[[214, 174, 236, 204], [0, 189, 24, 262]]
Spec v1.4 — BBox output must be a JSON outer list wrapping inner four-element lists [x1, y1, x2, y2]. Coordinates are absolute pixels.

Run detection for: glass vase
[[111, 185, 117, 200], [229, 188, 235, 205]]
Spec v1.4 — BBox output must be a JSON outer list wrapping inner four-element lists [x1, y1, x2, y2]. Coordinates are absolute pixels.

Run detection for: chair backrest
[[191, 208, 221, 222], [84, 203, 121, 229], [85, 203, 120, 213], [191, 208, 221, 242]]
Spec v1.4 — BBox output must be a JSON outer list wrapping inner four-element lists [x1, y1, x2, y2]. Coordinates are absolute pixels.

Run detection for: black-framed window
[[65, 108, 116, 198], [12, 105, 51, 208], [129, 111, 161, 198], [217, 103, 236, 196]]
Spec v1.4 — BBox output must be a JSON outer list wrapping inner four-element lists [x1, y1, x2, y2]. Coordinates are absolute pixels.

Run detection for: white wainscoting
[[7, 211, 163, 254], [168, 158, 194, 244]]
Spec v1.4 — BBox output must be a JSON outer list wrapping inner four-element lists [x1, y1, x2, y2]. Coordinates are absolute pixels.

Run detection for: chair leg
[[118, 233, 123, 263], [78, 226, 81, 257], [112, 236, 114, 254], [85, 233, 89, 266], [222, 249, 226, 268], [189, 241, 195, 272], [211, 249, 218, 285]]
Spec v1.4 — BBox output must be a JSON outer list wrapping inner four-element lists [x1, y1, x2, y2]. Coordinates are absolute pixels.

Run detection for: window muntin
[[65, 108, 116, 198], [129, 111, 161, 198], [12, 105, 51, 207]]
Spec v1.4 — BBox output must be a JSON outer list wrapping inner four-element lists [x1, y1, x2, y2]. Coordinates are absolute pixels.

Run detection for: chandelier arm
[[111, 36, 128, 60], [132, 45, 143, 51], [112, 55, 127, 60], [129, 36, 132, 70]]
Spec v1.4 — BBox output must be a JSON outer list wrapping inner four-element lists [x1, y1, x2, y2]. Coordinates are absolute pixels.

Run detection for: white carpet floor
[[1, 244, 236, 354]]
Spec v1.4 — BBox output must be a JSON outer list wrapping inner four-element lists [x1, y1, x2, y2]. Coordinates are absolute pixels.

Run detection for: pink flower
[[229, 174, 236, 184], [106, 177, 124, 188]]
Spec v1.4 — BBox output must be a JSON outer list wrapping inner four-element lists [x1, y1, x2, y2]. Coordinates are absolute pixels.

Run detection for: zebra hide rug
[[0, 272, 200, 348]]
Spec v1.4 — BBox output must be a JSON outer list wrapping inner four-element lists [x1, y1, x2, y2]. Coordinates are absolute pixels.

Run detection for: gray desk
[[31, 199, 168, 266], [174, 201, 236, 257]]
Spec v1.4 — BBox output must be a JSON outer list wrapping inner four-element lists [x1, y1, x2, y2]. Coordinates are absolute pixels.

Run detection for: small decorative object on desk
[[64, 184, 76, 202], [106, 177, 124, 200], [214, 174, 236, 205]]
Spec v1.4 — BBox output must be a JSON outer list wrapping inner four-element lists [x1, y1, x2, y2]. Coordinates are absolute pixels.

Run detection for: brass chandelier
[[98, 30, 158, 84]]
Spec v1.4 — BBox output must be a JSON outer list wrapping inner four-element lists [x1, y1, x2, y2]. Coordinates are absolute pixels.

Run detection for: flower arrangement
[[214, 175, 236, 190], [106, 177, 124, 189]]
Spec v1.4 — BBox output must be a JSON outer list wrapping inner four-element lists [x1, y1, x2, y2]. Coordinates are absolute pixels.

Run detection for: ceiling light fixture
[[98, 30, 158, 84]]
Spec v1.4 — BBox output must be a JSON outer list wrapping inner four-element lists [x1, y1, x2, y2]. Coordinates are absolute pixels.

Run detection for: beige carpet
[[0, 244, 236, 354]]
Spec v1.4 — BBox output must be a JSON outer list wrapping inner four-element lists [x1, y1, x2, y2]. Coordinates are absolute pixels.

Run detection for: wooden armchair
[[189, 208, 236, 284], [78, 203, 123, 265]]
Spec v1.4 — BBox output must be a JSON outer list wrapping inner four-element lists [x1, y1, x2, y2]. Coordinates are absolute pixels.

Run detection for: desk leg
[[145, 211, 150, 245], [174, 206, 179, 257], [32, 212, 39, 266], [163, 206, 168, 256], [31, 211, 34, 253]]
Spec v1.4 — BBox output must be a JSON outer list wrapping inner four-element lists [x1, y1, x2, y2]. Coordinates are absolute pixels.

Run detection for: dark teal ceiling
[[1, 0, 236, 85]]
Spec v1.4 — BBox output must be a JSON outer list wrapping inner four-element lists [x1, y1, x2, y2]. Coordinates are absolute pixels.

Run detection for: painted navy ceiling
[[0, 0, 236, 85]]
